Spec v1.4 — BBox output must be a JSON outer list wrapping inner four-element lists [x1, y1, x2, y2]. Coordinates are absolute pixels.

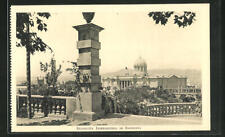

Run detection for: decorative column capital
[[73, 23, 104, 32], [73, 23, 104, 42]]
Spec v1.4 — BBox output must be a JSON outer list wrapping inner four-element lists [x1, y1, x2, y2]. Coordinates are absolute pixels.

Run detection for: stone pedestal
[[72, 92, 104, 121], [66, 97, 77, 119], [72, 23, 104, 121]]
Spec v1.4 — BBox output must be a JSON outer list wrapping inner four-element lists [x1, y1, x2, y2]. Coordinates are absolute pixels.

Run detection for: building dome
[[134, 56, 147, 66], [134, 57, 147, 74]]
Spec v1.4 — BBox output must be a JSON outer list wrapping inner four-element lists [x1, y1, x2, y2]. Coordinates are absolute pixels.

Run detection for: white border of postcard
[[10, 4, 210, 132]]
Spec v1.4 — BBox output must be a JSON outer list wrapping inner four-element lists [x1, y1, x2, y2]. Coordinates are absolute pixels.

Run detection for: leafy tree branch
[[16, 13, 52, 54], [148, 11, 196, 27]]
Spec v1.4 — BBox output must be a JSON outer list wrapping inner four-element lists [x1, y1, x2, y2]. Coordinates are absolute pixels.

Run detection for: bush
[[182, 96, 195, 102], [103, 87, 164, 115], [102, 86, 186, 115], [196, 94, 202, 101], [179, 94, 196, 102], [102, 95, 115, 114], [155, 89, 181, 103], [38, 85, 48, 96], [117, 100, 140, 114], [179, 94, 186, 101]]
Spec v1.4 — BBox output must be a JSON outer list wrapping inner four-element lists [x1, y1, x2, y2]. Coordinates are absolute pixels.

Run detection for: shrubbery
[[156, 89, 182, 103], [179, 94, 196, 102], [102, 86, 186, 115]]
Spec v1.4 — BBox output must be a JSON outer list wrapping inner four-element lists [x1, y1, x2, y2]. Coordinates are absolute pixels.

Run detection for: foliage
[[40, 58, 62, 95], [155, 89, 181, 103], [183, 96, 196, 102], [102, 92, 115, 114], [66, 62, 81, 96], [102, 85, 199, 116], [66, 61, 92, 112], [179, 94, 186, 101], [148, 12, 174, 25], [17, 12, 52, 118], [37, 84, 49, 96], [102, 86, 189, 115], [195, 94, 202, 101], [102, 86, 160, 114], [16, 12, 52, 54], [66, 61, 91, 95], [57, 81, 78, 96], [115, 87, 154, 103], [179, 94, 196, 102], [64, 81, 75, 91], [148, 11, 196, 27]]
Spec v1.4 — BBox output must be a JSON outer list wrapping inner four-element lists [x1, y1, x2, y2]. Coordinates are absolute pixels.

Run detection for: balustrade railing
[[164, 88, 201, 94], [17, 95, 68, 117], [139, 102, 201, 117]]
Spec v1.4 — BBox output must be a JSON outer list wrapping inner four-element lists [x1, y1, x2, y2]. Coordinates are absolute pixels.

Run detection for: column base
[[72, 111, 105, 121], [68, 92, 105, 121]]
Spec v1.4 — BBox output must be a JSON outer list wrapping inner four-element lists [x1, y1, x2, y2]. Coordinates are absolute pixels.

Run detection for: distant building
[[102, 57, 187, 90], [149, 75, 187, 89]]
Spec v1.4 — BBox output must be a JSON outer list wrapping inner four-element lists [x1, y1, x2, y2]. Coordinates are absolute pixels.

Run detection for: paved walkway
[[17, 113, 202, 126], [80, 113, 202, 126], [17, 113, 70, 126]]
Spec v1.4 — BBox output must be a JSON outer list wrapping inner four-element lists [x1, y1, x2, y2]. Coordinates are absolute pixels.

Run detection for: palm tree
[[16, 13, 52, 118]]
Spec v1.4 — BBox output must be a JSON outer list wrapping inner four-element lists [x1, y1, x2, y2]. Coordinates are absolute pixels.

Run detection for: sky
[[12, 4, 209, 80]]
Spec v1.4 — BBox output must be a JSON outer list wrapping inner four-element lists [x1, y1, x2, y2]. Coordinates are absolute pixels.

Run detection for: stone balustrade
[[17, 94, 201, 118], [164, 88, 201, 94], [139, 102, 201, 117], [17, 94, 76, 118]]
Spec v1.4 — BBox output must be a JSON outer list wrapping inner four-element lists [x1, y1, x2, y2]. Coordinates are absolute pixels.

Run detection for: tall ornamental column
[[71, 12, 104, 121]]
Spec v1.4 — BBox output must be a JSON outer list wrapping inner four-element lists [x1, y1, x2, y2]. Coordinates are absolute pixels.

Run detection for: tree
[[40, 57, 62, 96], [148, 11, 196, 27], [40, 58, 61, 117], [16, 12, 52, 118], [66, 62, 81, 96]]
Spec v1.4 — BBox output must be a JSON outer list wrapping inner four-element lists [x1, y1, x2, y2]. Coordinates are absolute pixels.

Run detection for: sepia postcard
[[10, 4, 210, 132]]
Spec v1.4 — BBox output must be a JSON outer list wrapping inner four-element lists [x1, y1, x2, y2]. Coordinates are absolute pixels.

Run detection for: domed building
[[102, 56, 187, 90], [134, 56, 147, 74]]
